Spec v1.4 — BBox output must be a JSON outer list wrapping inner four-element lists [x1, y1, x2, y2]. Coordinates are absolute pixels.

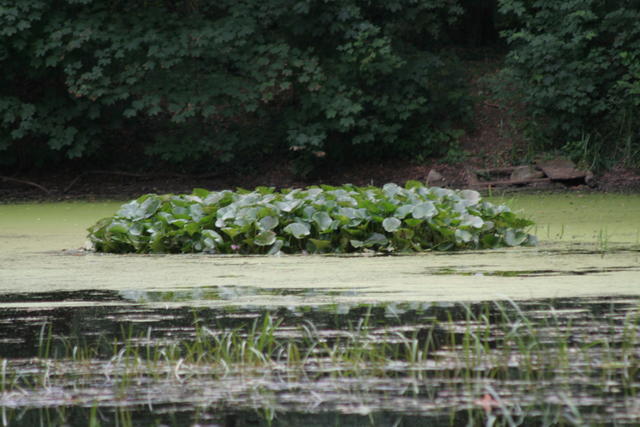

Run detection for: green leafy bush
[[87, 182, 536, 254], [498, 0, 640, 169], [1, 0, 472, 170]]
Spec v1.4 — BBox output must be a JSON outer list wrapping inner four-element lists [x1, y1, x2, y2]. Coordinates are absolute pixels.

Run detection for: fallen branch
[[483, 101, 502, 109], [0, 175, 51, 194]]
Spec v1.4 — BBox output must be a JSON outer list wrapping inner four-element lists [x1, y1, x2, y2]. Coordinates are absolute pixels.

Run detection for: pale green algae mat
[[1, 193, 640, 306]]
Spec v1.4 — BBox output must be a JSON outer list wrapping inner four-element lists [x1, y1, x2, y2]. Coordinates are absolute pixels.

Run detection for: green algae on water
[[492, 192, 640, 246]]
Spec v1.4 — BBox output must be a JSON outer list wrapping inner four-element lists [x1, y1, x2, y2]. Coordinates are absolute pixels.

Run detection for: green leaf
[[117, 196, 161, 221], [254, 230, 277, 246], [267, 239, 284, 255], [309, 238, 332, 251], [480, 233, 500, 249], [276, 200, 302, 213], [412, 202, 436, 219], [459, 190, 481, 205], [394, 227, 414, 240], [107, 223, 128, 234], [365, 232, 388, 247], [350, 239, 364, 248], [382, 217, 401, 232], [455, 229, 473, 243], [283, 222, 310, 238], [189, 204, 205, 222], [394, 205, 414, 219], [504, 229, 528, 246], [404, 180, 423, 189], [202, 229, 223, 250], [312, 211, 333, 231], [460, 214, 484, 228], [192, 188, 210, 199], [258, 215, 279, 231], [221, 227, 241, 239], [404, 218, 423, 228]]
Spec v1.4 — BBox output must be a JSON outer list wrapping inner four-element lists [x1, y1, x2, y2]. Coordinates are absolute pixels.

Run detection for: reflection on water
[[0, 289, 639, 426]]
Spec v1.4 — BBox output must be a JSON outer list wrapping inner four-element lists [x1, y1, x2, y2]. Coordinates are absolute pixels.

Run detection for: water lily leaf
[[172, 205, 189, 216], [202, 232, 222, 251], [343, 227, 364, 237], [453, 201, 468, 214], [312, 211, 333, 231], [221, 227, 241, 239], [203, 192, 225, 205], [336, 195, 357, 206], [216, 205, 236, 221], [365, 232, 388, 247], [460, 214, 484, 228], [455, 229, 473, 243], [382, 217, 402, 232], [336, 207, 358, 219], [350, 239, 365, 248], [254, 230, 277, 246], [429, 187, 451, 199], [305, 188, 323, 198], [128, 222, 145, 236], [283, 222, 310, 239], [255, 186, 275, 195], [482, 220, 495, 231], [480, 233, 500, 248], [459, 189, 481, 205], [189, 204, 205, 222], [394, 205, 414, 219], [117, 197, 160, 221], [192, 188, 210, 199], [258, 215, 279, 231], [412, 202, 436, 219], [107, 223, 128, 234], [275, 200, 302, 212], [394, 227, 414, 240], [404, 218, 423, 228], [168, 218, 188, 227], [404, 180, 423, 190], [267, 239, 284, 255], [236, 207, 258, 224], [202, 229, 223, 245], [309, 238, 332, 251], [504, 229, 528, 246], [184, 223, 200, 236], [382, 183, 401, 198], [301, 206, 316, 219], [369, 201, 397, 214]]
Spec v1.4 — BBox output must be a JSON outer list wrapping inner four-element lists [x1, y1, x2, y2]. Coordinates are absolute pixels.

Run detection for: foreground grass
[[1, 301, 639, 426]]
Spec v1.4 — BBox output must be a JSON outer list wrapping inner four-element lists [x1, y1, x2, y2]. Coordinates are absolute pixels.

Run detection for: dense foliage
[[499, 0, 640, 169], [87, 182, 536, 254], [1, 0, 473, 170]]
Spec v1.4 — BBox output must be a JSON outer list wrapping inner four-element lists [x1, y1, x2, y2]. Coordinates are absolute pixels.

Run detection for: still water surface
[[0, 193, 639, 425]]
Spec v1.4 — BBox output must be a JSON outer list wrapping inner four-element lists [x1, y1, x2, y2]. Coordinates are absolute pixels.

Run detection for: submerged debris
[[467, 157, 592, 190]]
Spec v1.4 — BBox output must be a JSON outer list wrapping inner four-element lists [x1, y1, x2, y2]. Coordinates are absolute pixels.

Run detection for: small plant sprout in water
[[596, 227, 611, 254]]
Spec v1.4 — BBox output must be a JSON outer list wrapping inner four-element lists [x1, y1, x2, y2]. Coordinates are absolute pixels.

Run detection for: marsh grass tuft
[[2, 300, 639, 426]]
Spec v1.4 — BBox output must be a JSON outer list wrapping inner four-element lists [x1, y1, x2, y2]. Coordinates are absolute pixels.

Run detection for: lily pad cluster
[[87, 182, 537, 254]]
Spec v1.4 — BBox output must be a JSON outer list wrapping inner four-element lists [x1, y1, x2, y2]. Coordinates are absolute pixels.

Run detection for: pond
[[1, 193, 639, 426]]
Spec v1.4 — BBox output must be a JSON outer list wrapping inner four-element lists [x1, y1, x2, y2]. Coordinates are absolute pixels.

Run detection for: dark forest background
[[1, 0, 639, 175]]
